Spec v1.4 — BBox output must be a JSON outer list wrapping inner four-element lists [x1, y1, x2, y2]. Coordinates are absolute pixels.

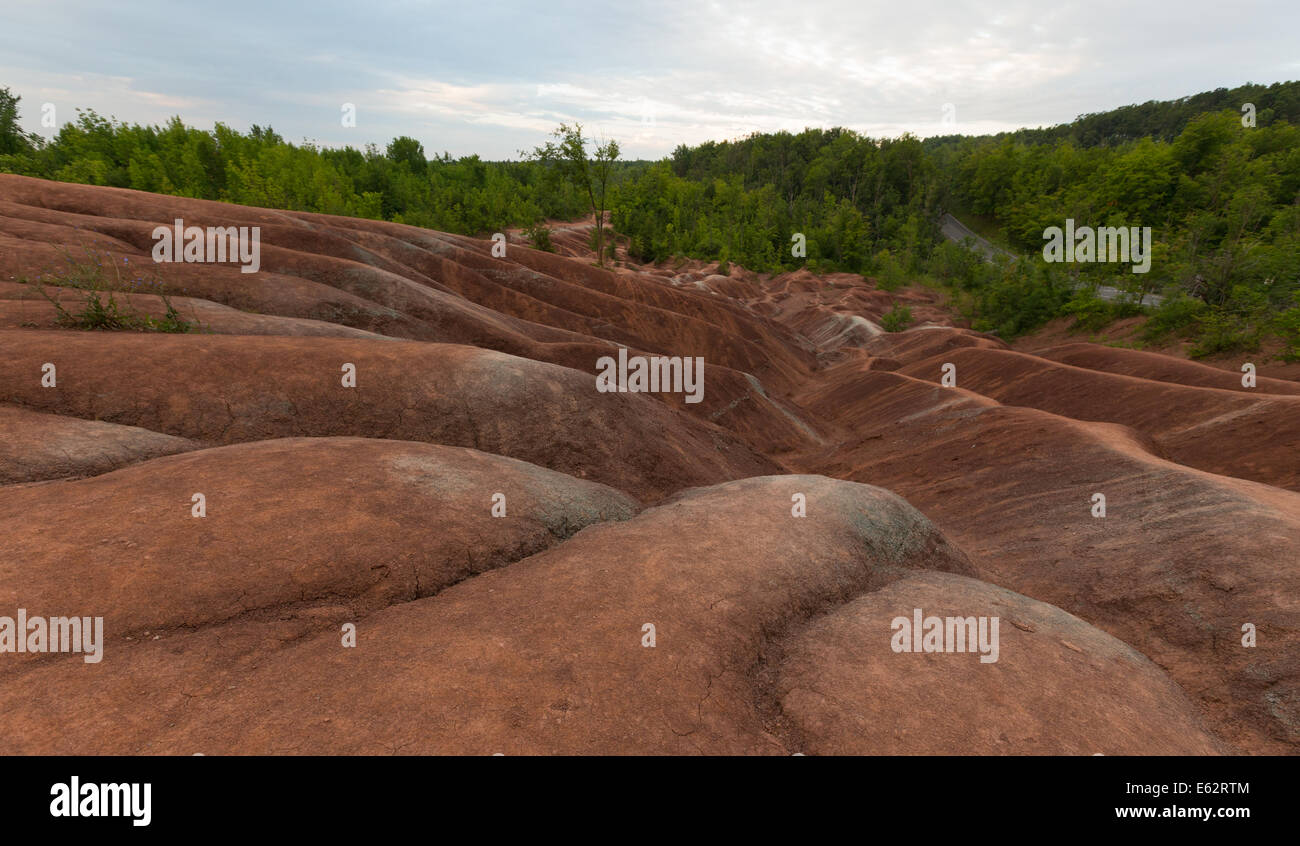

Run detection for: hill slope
[[1, 174, 1294, 754]]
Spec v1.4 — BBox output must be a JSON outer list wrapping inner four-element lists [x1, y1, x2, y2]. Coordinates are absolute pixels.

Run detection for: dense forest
[[934, 86, 1300, 354], [2, 81, 1298, 358], [613, 129, 937, 276]]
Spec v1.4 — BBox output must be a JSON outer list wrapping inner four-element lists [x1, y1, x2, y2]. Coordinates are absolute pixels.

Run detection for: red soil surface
[[1016, 315, 1300, 383], [0, 174, 1293, 755]]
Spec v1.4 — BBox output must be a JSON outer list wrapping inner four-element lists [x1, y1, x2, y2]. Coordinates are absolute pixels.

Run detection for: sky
[[2, 0, 1298, 160]]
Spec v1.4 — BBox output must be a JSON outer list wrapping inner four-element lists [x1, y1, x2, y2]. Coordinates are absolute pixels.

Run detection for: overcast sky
[[3, 0, 1297, 159]]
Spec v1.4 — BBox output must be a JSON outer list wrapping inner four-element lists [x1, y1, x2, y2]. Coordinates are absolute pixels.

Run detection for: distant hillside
[[926, 80, 1300, 149]]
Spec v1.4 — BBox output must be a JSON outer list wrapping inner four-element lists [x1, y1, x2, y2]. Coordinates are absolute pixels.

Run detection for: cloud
[[2, 0, 1296, 158]]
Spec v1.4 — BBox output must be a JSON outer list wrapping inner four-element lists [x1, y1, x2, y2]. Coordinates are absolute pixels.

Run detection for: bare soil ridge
[[0, 175, 1292, 754]]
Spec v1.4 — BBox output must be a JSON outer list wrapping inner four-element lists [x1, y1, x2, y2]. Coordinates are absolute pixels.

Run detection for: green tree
[[386, 136, 427, 173], [0, 86, 37, 155], [528, 123, 620, 266]]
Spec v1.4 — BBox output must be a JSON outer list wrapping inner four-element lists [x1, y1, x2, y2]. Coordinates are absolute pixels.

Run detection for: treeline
[[926, 80, 1300, 149], [0, 88, 945, 279], [3, 82, 1299, 357], [0, 90, 593, 234]]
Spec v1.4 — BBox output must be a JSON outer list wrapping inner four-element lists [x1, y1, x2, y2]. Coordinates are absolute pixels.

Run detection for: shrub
[[873, 249, 907, 292], [1062, 289, 1143, 333], [1188, 307, 1261, 357], [969, 261, 1073, 337], [1141, 292, 1208, 342], [1274, 307, 1300, 362], [27, 245, 197, 333], [37, 286, 195, 333], [525, 222, 554, 252], [881, 304, 913, 332]]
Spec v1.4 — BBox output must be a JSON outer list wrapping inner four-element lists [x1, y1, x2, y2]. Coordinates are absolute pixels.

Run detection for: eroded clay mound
[[0, 437, 638, 642], [1, 174, 1291, 755], [797, 366, 1300, 753], [900, 346, 1300, 491], [1034, 342, 1300, 395], [775, 571, 1225, 755], [0, 283, 389, 339], [0, 475, 973, 754], [862, 325, 1008, 364], [0, 330, 778, 501], [0, 175, 820, 448], [0, 404, 198, 484]]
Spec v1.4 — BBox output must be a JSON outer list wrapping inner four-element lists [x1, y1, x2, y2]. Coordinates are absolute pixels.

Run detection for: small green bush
[[881, 304, 913, 332], [28, 245, 197, 333], [1273, 306, 1300, 362], [1189, 307, 1261, 357], [1062, 289, 1143, 333], [1141, 292, 1208, 342], [39, 287, 195, 333], [524, 222, 554, 252], [874, 249, 907, 292]]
